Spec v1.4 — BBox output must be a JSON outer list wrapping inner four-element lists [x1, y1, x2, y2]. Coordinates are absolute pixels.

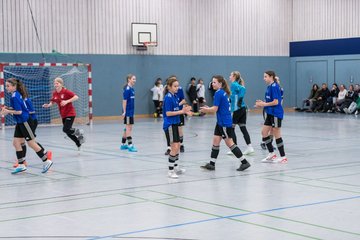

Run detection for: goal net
[[0, 63, 92, 129]]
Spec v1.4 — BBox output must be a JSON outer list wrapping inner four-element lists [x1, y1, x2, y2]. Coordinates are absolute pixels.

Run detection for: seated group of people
[[296, 83, 360, 114]]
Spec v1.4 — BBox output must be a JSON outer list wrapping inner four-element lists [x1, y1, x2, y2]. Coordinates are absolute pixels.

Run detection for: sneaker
[[343, 108, 350, 114], [243, 146, 255, 155], [175, 167, 186, 175], [227, 151, 234, 155], [237, 161, 251, 171], [261, 152, 277, 163], [275, 156, 288, 163], [355, 110, 359, 115], [201, 163, 215, 170], [13, 160, 27, 168], [42, 160, 53, 173], [180, 145, 185, 153], [165, 148, 171, 155], [260, 142, 266, 150], [78, 135, 85, 144], [120, 145, 128, 150], [74, 129, 84, 137], [168, 170, 179, 179], [128, 146, 138, 152], [47, 150, 53, 160], [11, 164, 27, 174]]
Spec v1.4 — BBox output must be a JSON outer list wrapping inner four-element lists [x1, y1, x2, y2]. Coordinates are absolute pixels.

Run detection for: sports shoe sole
[[42, 161, 53, 173], [11, 168, 27, 174]]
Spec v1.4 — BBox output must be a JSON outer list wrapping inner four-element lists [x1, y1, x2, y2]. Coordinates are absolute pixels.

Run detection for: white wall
[[0, 0, 358, 56], [0, 0, 292, 56], [293, 0, 360, 41]]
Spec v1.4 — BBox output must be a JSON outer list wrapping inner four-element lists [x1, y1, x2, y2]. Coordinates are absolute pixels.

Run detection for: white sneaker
[[227, 151, 234, 155], [168, 170, 179, 179], [261, 152, 277, 163], [343, 108, 350, 114], [175, 167, 186, 175], [243, 146, 255, 155], [355, 110, 359, 115], [42, 160, 53, 173]]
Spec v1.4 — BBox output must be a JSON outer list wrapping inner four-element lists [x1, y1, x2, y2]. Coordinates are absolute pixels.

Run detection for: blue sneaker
[[128, 146, 138, 152], [42, 160, 53, 173], [11, 164, 27, 174], [120, 145, 128, 150]]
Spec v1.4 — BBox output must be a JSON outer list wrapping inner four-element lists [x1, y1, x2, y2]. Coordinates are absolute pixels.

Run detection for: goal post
[[0, 62, 93, 129]]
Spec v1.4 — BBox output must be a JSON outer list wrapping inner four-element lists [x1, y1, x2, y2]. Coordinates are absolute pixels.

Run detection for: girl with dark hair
[[199, 75, 251, 171], [163, 77, 192, 178], [14, 85, 52, 168], [164, 75, 188, 155], [120, 74, 137, 152], [43, 77, 85, 150], [1, 78, 53, 174], [227, 71, 254, 156], [255, 71, 287, 163]]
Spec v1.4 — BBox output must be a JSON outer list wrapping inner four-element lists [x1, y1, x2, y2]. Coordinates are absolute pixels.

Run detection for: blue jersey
[[213, 89, 232, 127], [10, 91, 29, 123], [25, 98, 37, 120], [176, 87, 185, 110], [123, 85, 135, 117], [264, 82, 284, 119], [162, 92, 180, 130], [230, 81, 246, 112]]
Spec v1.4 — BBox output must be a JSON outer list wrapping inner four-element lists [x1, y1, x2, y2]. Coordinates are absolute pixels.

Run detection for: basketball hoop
[[144, 41, 157, 47], [136, 42, 157, 51]]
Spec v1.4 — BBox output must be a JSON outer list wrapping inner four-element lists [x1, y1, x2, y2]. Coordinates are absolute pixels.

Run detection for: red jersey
[[51, 88, 77, 118]]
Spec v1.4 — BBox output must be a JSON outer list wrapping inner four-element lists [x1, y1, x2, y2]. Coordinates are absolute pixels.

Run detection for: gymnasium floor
[[0, 112, 359, 240]]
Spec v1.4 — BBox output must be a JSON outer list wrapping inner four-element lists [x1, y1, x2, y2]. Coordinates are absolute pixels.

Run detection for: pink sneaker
[[261, 152, 277, 163], [276, 156, 288, 163]]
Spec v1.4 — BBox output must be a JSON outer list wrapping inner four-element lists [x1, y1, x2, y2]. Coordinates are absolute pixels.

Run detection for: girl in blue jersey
[[1, 78, 53, 174], [227, 71, 254, 155], [163, 77, 192, 178], [13, 92, 52, 168], [120, 74, 137, 152], [255, 71, 287, 163], [199, 75, 251, 171], [164, 76, 188, 155]]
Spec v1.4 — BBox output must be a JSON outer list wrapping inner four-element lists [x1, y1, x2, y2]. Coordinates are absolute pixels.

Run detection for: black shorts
[[30, 118, 38, 133], [214, 124, 236, 139], [124, 116, 134, 125], [232, 107, 247, 126], [14, 119, 36, 141], [179, 114, 185, 126], [164, 124, 180, 143], [264, 113, 282, 128]]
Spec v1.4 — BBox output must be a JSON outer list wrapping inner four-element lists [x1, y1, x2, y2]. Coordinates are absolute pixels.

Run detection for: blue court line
[[88, 195, 360, 240]]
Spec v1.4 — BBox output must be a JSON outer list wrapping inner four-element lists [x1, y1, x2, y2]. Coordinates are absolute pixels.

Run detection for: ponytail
[[6, 78, 28, 98]]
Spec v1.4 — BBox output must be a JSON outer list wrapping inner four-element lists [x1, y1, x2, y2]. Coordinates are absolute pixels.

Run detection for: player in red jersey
[[43, 77, 85, 150]]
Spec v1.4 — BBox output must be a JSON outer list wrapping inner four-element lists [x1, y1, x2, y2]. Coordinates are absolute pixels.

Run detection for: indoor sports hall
[[0, 0, 359, 239]]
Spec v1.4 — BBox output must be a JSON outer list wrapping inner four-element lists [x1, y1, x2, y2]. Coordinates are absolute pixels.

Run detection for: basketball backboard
[[131, 23, 157, 47]]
